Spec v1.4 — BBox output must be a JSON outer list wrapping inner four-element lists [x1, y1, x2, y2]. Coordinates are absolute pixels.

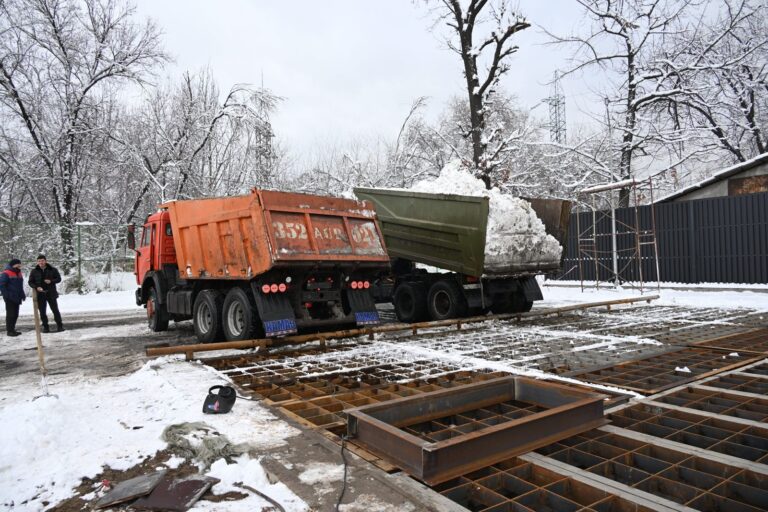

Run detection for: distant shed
[[657, 152, 768, 203]]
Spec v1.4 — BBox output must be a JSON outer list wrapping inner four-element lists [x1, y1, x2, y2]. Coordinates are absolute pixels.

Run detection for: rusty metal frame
[[687, 328, 768, 354], [566, 347, 764, 395], [345, 377, 607, 484]]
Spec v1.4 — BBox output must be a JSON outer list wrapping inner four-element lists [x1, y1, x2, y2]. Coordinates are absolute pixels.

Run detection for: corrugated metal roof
[[656, 152, 768, 203]]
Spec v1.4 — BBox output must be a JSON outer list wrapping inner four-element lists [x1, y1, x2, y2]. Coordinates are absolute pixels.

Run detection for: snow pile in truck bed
[[410, 161, 562, 273]]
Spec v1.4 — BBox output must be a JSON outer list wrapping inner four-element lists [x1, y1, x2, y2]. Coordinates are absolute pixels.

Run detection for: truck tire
[[222, 287, 261, 341], [147, 287, 169, 332], [393, 282, 428, 323], [193, 290, 224, 343], [513, 294, 534, 313], [491, 291, 533, 314], [427, 280, 468, 321]]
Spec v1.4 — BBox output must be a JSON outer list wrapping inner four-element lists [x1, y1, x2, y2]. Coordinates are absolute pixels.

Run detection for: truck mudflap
[[251, 283, 298, 337], [521, 276, 543, 302], [345, 288, 380, 326]]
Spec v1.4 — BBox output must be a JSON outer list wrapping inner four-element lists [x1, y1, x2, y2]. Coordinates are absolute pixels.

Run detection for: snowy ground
[[542, 280, 768, 311], [0, 358, 305, 511], [0, 281, 766, 510]]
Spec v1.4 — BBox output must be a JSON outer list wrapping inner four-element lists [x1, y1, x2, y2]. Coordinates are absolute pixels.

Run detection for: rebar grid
[[569, 348, 760, 394], [529, 429, 768, 511], [609, 404, 768, 463], [436, 457, 659, 512]]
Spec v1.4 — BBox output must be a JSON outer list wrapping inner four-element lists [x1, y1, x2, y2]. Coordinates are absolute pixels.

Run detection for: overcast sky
[[133, 1, 597, 158]]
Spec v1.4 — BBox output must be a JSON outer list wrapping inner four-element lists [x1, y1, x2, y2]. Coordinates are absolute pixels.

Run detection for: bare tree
[[547, 0, 705, 206], [112, 70, 281, 223], [0, 0, 166, 270], [654, 1, 768, 164], [426, 0, 530, 188]]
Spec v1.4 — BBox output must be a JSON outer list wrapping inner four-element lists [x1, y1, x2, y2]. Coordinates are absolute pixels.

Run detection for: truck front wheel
[[393, 282, 428, 323], [193, 290, 224, 343], [147, 287, 169, 332], [427, 280, 468, 321], [222, 287, 261, 341]]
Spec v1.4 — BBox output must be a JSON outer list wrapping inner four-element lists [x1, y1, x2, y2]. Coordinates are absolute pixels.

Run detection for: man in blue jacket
[[0, 258, 26, 337]]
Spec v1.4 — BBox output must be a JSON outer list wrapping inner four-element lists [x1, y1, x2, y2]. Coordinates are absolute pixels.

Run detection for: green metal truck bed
[[354, 187, 571, 277]]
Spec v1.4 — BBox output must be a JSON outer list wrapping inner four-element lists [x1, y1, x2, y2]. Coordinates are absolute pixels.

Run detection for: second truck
[[354, 187, 571, 323]]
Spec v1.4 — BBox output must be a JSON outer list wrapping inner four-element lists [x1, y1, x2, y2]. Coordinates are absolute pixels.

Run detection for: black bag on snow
[[202, 385, 236, 414]]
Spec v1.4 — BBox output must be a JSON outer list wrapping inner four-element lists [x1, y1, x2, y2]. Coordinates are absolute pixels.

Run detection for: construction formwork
[[199, 303, 767, 512]]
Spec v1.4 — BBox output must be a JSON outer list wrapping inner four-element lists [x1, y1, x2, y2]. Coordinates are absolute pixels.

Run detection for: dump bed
[[354, 187, 572, 277], [164, 189, 389, 280]]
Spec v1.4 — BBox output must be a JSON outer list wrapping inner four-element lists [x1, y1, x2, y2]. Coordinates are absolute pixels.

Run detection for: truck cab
[[133, 210, 178, 331]]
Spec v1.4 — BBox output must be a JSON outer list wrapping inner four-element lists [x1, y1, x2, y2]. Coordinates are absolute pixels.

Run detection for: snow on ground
[[0, 289, 136, 318], [541, 280, 768, 311], [197, 457, 307, 512], [0, 357, 302, 511], [409, 160, 563, 272]]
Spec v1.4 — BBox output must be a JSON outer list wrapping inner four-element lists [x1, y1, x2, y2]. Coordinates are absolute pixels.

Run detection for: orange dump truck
[[130, 189, 389, 342]]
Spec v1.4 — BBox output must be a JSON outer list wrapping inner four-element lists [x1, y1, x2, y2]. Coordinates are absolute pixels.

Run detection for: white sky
[[132, 1, 597, 158]]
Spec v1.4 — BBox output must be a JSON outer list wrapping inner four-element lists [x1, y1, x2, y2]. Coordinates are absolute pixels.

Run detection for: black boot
[[7, 331, 20, 337], [56, 324, 65, 332], [42, 325, 50, 333]]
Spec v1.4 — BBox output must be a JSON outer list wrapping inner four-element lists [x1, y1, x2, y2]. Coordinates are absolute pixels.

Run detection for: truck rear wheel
[[193, 290, 224, 343], [393, 282, 428, 323], [427, 280, 467, 321], [147, 287, 169, 332], [222, 287, 261, 341], [491, 291, 533, 314]]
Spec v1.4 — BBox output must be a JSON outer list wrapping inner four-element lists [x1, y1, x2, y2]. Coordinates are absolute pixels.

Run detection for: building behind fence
[[559, 191, 768, 284]]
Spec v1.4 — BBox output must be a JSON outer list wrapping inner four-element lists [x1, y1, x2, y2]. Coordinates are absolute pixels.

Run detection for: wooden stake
[[32, 289, 52, 397]]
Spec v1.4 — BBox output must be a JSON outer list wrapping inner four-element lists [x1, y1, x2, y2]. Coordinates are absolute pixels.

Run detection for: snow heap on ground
[[410, 161, 563, 273]]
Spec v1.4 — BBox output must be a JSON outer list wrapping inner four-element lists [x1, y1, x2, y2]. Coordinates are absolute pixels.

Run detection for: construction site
[[1, 170, 766, 511], [170, 294, 766, 512]]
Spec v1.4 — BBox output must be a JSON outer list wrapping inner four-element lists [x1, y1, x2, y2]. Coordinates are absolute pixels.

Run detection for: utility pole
[[544, 71, 566, 144]]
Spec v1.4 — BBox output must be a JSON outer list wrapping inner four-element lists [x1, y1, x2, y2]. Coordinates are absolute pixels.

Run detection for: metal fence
[[559, 192, 768, 284], [0, 221, 133, 283]]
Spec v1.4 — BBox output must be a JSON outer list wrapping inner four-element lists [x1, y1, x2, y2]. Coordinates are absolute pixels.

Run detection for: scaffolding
[[575, 177, 661, 293]]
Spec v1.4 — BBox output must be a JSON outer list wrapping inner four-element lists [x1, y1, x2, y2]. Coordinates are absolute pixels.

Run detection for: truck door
[[137, 222, 155, 282]]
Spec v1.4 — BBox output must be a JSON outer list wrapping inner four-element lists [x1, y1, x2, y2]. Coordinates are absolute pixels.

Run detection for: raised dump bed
[[354, 187, 571, 277], [345, 376, 607, 484], [354, 187, 573, 320]]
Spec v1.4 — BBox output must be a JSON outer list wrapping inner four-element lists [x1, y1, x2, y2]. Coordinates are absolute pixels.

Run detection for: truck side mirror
[[127, 224, 136, 251]]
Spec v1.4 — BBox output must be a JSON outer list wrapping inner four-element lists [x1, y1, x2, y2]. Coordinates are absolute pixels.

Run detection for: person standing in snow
[[0, 258, 26, 337], [28, 255, 65, 333]]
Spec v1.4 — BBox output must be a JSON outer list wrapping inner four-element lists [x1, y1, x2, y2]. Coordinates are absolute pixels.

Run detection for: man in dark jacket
[[0, 258, 26, 337], [28, 254, 64, 333]]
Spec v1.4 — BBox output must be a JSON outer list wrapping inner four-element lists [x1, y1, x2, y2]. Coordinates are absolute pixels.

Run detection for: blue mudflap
[[355, 310, 380, 325], [263, 318, 298, 337]]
